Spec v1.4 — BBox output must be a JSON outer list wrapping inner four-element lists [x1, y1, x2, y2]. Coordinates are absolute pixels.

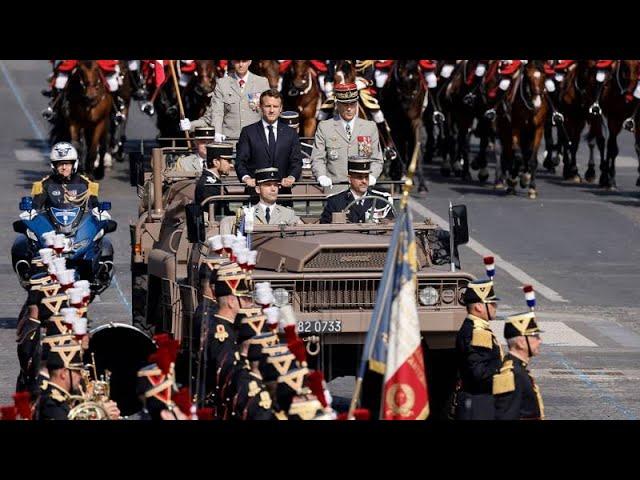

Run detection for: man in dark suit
[[319, 158, 395, 224], [195, 144, 234, 218], [235, 89, 303, 197]]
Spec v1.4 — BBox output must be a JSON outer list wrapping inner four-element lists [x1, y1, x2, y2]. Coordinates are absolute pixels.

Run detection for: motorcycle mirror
[[13, 220, 27, 234], [103, 220, 118, 234], [99, 202, 112, 212], [19, 196, 33, 211]]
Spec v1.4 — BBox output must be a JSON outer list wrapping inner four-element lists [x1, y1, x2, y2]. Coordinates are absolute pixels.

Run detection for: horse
[[443, 60, 496, 181], [183, 60, 217, 121], [494, 61, 548, 198], [108, 60, 132, 165], [250, 60, 281, 90], [281, 60, 321, 137], [599, 60, 640, 190], [380, 60, 428, 188], [66, 61, 113, 179]]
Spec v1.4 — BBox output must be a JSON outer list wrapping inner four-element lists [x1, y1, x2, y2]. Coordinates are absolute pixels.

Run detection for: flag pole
[[347, 136, 421, 420], [168, 60, 192, 150]]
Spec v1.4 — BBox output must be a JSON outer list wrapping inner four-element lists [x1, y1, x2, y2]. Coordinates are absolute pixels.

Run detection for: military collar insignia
[[248, 380, 260, 398], [215, 324, 230, 342], [49, 383, 70, 403]]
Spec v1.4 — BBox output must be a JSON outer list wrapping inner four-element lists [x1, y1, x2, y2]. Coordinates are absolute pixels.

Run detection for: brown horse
[[250, 60, 281, 90], [494, 61, 548, 198], [600, 60, 640, 190], [183, 60, 217, 121], [66, 61, 113, 179], [281, 60, 320, 137]]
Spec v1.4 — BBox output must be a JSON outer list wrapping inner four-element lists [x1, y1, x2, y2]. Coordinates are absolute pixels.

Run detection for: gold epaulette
[[471, 328, 494, 349], [80, 175, 99, 196], [493, 360, 515, 395], [50, 388, 67, 403], [274, 410, 288, 420], [31, 181, 44, 196]]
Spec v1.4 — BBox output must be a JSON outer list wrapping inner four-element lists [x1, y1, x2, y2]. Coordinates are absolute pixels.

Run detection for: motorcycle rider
[[31, 142, 101, 212]]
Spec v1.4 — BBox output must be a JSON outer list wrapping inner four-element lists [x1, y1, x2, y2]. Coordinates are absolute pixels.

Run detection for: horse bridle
[[76, 65, 108, 108], [288, 68, 314, 97]]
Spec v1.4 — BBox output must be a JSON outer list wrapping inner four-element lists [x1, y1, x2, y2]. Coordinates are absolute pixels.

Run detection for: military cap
[[280, 111, 300, 128], [261, 351, 296, 382], [194, 127, 216, 140], [334, 82, 359, 103], [262, 344, 291, 356], [462, 279, 500, 305], [206, 143, 234, 162], [255, 167, 281, 184], [504, 311, 543, 339], [348, 157, 372, 174], [136, 363, 175, 419], [46, 342, 84, 371], [287, 395, 327, 421], [248, 332, 279, 349], [214, 262, 251, 298]]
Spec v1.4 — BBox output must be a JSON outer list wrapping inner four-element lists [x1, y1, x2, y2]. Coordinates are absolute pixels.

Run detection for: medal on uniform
[[215, 324, 229, 342], [357, 136, 372, 157], [247, 92, 260, 111]]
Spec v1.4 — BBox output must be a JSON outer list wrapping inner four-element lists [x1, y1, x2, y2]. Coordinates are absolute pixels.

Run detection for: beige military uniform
[[254, 204, 301, 226], [191, 72, 270, 139], [310, 116, 383, 191], [174, 153, 204, 174]]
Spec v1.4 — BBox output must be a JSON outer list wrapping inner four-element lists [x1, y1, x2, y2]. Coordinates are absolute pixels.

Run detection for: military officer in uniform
[[319, 158, 394, 224], [252, 167, 302, 226], [35, 342, 84, 420], [194, 143, 234, 218], [32, 142, 100, 211], [311, 82, 383, 192], [454, 279, 504, 420], [173, 127, 215, 173], [494, 311, 545, 420], [181, 59, 270, 142]]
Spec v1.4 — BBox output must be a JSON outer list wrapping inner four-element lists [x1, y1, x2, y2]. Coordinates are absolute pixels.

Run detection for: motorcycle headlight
[[419, 286, 439, 306]]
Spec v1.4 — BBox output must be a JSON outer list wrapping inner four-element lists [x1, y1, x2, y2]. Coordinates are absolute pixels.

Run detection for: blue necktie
[[267, 124, 276, 158]]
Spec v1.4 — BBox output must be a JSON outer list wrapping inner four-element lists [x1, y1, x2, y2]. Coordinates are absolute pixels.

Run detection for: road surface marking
[[0, 61, 46, 141], [490, 320, 596, 347]]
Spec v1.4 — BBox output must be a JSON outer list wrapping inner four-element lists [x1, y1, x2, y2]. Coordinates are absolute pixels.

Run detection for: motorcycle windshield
[[50, 207, 81, 227]]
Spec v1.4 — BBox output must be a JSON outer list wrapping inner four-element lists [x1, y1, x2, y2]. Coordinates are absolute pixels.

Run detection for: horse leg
[[605, 120, 621, 190], [510, 128, 523, 193], [90, 121, 107, 180], [527, 124, 545, 199], [475, 118, 490, 182], [635, 129, 640, 187]]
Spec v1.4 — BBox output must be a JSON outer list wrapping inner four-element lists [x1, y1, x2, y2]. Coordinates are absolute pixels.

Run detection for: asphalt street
[[1, 60, 639, 419]]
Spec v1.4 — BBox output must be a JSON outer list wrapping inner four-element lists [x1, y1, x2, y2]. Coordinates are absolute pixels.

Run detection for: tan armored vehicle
[[131, 145, 473, 416]]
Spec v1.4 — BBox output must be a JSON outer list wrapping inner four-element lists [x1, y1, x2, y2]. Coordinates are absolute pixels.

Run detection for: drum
[[87, 322, 157, 417]]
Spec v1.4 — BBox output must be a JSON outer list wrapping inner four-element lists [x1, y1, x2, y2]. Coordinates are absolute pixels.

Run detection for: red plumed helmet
[[12, 391, 32, 420], [172, 387, 192, 416], [288, 338, 307, 365], [306, 370, 327, 408]]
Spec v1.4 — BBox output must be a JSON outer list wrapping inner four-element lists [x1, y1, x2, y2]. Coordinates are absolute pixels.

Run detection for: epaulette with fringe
[[493, 360, 515, 395]]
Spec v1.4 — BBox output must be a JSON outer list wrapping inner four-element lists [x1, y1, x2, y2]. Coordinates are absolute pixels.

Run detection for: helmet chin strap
[[525, 336, 532, 358], [484, 303, 494, 321]]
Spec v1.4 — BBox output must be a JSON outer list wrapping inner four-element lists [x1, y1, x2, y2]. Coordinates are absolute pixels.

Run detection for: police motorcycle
[[11, 195, 117, 295]]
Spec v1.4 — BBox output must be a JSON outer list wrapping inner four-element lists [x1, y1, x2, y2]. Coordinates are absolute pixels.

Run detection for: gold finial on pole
[[400, 129, 422, 209]]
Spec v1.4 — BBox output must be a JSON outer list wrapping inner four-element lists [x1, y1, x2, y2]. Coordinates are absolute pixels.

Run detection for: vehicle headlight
[[441, 288, 455, 304], [273, 288, 291, 307], [419, 286, 439, 306]]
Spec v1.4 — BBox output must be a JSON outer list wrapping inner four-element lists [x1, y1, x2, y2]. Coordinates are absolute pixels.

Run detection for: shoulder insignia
[[50, 389, 67, 403], [493, 363, 516, 395], [248, 381, 260, 398], [258, 391, 272, 410], [31, 181, 43, 196], [471, 328, 494, 349], [205, 176, 217, 184], [40, 379, 49, 391], [88, 181, 99, 197], [215, 324, 229, 342]]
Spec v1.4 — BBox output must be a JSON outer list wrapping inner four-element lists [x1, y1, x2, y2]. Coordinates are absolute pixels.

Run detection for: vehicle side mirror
[[129, 152, 144, 187], [99, 202, 112, 212], [103, 220, 118, 234], [19, 196, 33, 211], [13, 220, 27, 234], [451, 204, 469, 246], [185, 203, 205, 244]]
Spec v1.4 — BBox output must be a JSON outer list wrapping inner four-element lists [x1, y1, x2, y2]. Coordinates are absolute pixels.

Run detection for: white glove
[[368, 174, 377, 186], [214, 132, 226, 142], [318, 175, 333, 188], [179, 118, 191, 131]]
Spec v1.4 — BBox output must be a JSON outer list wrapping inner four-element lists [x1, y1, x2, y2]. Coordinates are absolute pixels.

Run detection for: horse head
[[334, 60, 357, 84], [75, 60, 107, 107], [287, 60, 315, 96], [255, 60, 281, 90], [523, 61, 545, 110], [193, 60, 216, 97], [392, 60, 423, 109]]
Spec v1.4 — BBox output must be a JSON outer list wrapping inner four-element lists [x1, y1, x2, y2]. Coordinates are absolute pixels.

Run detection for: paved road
[[1, 60, 639, 419]]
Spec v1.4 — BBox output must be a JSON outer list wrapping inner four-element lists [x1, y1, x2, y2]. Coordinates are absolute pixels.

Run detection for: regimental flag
[[359, 207, 429, 420]]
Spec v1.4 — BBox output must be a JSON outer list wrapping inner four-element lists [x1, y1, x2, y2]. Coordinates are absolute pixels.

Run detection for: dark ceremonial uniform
[[35, 382, 71, 420], [494, 353, 544, 420], [194, 169, 232, 217], [319, 187, 394, 224], [32, 173, 99, 210]]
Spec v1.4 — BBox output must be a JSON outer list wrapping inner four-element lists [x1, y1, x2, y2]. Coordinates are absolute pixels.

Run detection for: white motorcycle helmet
[[50, 142, 79, 176]]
